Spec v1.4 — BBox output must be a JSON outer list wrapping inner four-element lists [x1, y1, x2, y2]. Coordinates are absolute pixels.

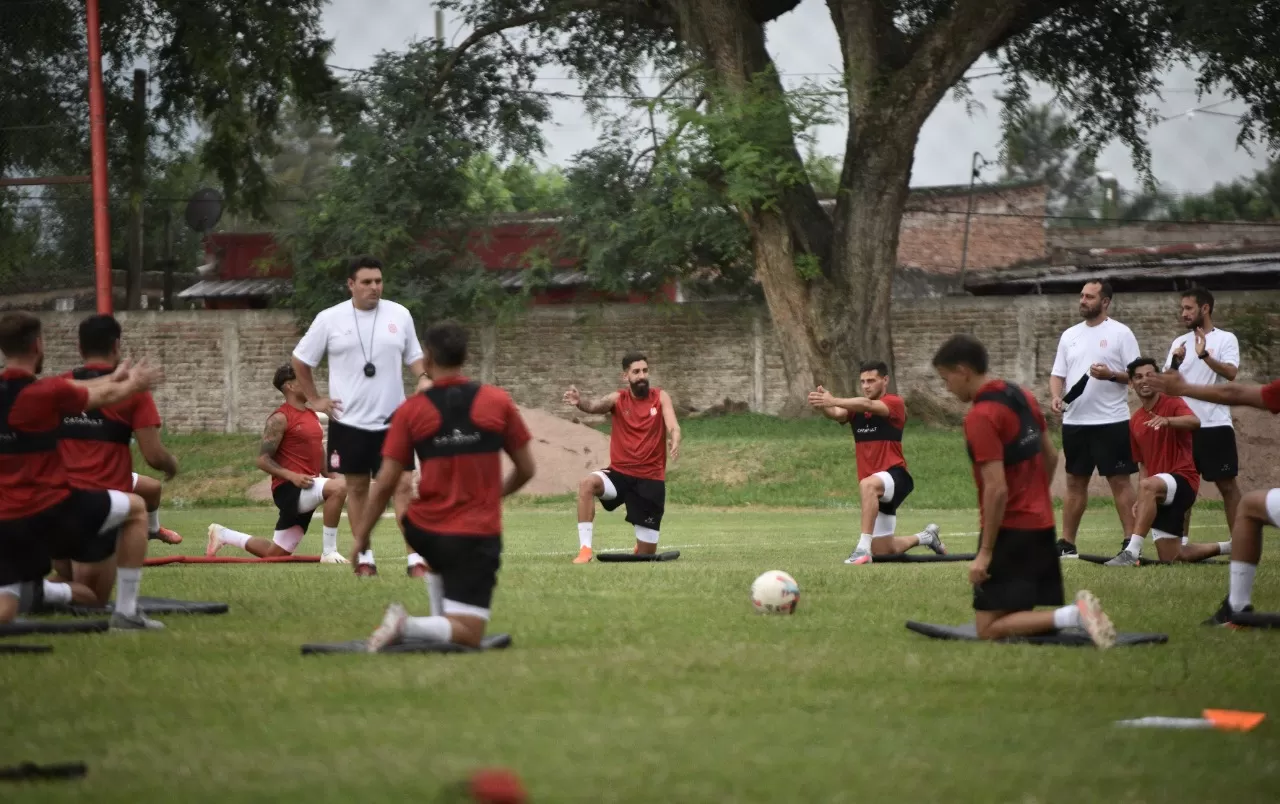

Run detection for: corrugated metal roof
[[177, 278, 292, 299], [965, 251, 1280, 293]]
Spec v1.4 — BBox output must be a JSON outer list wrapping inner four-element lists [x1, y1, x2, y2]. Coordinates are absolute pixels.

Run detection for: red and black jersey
[[964, 380, 1055, 532], [1130, 394, 1200, 494], [57, 363, 162, 492], [608, 387, 667, 481], [269, 403, 326, 491], [382, 376, 532, 536], [0, 369, 89, 519], [1263, 378, 1280, 414], [848, 394, 907, 479]]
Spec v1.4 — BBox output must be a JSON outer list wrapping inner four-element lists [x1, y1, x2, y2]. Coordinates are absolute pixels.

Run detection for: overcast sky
[[322, 0, 1271, 198]]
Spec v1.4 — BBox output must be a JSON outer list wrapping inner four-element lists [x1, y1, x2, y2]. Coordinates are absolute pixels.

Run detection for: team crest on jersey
[[388, 323, 398, 333], [649, 407, 657, 416], [330, 450, 340, 469], [1100, 339, 1108, 348]]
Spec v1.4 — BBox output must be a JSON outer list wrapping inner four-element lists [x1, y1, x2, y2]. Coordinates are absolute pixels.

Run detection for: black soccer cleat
[[1202, 596, 1253, 628], [1057, 539, 1078, 558]]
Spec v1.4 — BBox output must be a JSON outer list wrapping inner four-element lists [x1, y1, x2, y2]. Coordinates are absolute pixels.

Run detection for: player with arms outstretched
[[807, 360, 945, 563], [206, 364, 347, 559], [563, 352, 681, 563]]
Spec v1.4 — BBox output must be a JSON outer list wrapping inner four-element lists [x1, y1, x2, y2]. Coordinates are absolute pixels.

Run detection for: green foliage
[[999, 102, 1101, 221], [1165, 160, 1280, 222], [463, 154, 569, 213]]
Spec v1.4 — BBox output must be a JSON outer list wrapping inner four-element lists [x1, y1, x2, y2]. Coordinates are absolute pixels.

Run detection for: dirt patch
[[248, 406, 610, 500], [1050, 406, 1279, 500]]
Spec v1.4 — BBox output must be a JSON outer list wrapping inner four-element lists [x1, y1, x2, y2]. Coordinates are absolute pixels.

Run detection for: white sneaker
[[1075, 590, 1116, 650], [320, 552, 349, 564], [205, 524, 225, 558], [366, 602, 407, 653]]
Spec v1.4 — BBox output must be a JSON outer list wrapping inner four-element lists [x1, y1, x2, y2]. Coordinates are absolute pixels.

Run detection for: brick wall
[[8, 289, 1278, 432], [897, 184, 1047, 273]]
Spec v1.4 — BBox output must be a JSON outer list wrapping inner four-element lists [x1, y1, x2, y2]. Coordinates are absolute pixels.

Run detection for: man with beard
[[1049, 280, 1142, 557], [1104, 358, 1231, 566], [563, 352, 681, 563], [1162, 287, 1242, 537], [807, 361, 946, 564]]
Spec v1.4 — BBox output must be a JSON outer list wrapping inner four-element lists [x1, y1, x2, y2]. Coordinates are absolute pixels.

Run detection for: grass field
[[4, 504, 1278, 803]]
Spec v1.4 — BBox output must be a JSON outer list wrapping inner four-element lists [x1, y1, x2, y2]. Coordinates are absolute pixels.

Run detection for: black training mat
[[34, 596, 229, 617], [0, 762, 87, 781], [872, 552, 976, 563], [0, 644, 52, 654], [1078, 553, 1226, 566], [905, 621, 1168, 646], [1228, 611, 1280, 629], [301, 632, 514, 655], [596, 550, 681, 563], [0, 619, 108, 637]]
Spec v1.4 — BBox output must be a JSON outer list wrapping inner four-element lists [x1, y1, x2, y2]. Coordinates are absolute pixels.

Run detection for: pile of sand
[[1050, 406, 1279, 501], [247, 406, 610, 500]]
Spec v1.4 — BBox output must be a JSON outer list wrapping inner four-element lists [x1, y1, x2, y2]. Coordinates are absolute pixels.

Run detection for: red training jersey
[[269, 403, 326, 491], [964, 380, 1055, 532], [57, 362, 162, 492], [1262, 378, 1280, 414], [850, 394, 907, 479], [609, 387, 667, 481], [383, 375, 532, 536], [0, 370, 89, 519], [1130, 394, 1200, 494]]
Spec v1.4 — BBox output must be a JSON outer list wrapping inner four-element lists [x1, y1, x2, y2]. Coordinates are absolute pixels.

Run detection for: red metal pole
[[86, 0, 113, 313]]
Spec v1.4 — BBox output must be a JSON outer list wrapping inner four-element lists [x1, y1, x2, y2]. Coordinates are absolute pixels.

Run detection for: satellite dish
[[184, 188, 224, 233]]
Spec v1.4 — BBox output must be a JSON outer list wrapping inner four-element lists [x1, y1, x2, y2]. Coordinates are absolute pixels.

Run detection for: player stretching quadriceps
[[564, 352, 681, 563], [808, 360, 946, 564]]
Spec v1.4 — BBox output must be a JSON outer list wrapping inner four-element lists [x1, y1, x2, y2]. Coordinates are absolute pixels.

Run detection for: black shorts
[[1062, 421, 1137, 478], [402, 521, 502, 613], [0, 490, 119, 584], [272, 483, 318, 534], [1151, 473, 1197, 536], [876, 465, 914, 516], [1192, 426, 1239, 482], [973, 527, 1065, 612], [326, 420, 387, 477], [599, 469, 666, 530]]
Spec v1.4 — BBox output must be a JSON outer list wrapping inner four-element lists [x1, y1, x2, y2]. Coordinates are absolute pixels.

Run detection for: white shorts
[[1266, 489, 1280, 529], [101, 489, 132, 534], [131, 472, 139, 490]]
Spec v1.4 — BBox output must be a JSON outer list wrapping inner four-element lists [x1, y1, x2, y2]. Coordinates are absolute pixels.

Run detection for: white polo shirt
[[1051, 317, 1141, 426], [1163, 328, 1240, 429], [292, 299, 424, 432]]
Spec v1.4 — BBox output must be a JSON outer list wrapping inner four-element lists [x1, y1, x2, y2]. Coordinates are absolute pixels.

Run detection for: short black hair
[[272, 363, 296, 392], [78, 314, 121, 357], [1084, 278, 1114, 301], [425, 321, 468, 368], [347, 255, 383, 280], [1182, 285, 1215, 313], [1127, 356, 1159, 378], [931, 334, 989, 374], [621, 351, 647, 371], [0, 312, 41, 358], [858, 360, 889, 377]]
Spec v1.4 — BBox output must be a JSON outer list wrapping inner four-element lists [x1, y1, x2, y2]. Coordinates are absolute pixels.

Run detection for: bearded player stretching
[[563, 352, 681, 563], [808, 360, 946, 564]]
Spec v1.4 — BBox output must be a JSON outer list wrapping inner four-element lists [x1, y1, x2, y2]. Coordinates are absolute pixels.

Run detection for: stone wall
[[9, 289, 1278, 432]]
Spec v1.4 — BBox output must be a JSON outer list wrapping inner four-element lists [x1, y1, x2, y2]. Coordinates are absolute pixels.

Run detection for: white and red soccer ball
[[751, 570, 800, 615]]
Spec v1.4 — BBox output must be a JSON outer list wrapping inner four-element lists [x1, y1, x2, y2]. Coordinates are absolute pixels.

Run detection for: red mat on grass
[[144, 555, 321, 566]]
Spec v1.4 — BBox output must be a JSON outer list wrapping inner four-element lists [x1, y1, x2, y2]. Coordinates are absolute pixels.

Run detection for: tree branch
[[630, 90, 709, 175], [829, 0, 907, 111]]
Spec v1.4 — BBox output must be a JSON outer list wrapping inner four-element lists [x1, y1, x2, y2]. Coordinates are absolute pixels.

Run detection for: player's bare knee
[[580, 474, 602, 497], [324, 476, 348, 500], [447, 616, 485, 648], [0, 587, 19, 623], [1065, 474, 1090, 492], [859, 475, 883, 498], [1138, 476, 1163, 498], [1240, 490, 1271, 519], [126, 492, 147, 521]]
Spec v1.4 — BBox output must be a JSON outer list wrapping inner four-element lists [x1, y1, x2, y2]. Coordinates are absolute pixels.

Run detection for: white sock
[[1229, 561, 1257, 612], [407, 552, 426, 568], [1125, 535, 1144, 558], [916, 528, 935, 546], [322, 526, 339, 554], [147, 510, 160, 534], [856, 534, 872, 553], [578, 522, 593, 549], [42, 580, 72, 605], [358, 550, 375, 565], [1053, 604, 1081, 629], [1181, 536, 1189, 546], [220, 528, 252, 549], [426, 573, 444, 616], [403, 614, 452, 643], [116, 567, 141, 617], [1217, 542, 1232, 556]]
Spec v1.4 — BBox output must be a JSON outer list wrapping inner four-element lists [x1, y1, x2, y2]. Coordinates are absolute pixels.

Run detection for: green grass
[[3, 505, 1277, 803]]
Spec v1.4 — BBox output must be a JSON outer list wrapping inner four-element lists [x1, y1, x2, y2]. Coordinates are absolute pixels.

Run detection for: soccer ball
[[751, 570, 800, 615]]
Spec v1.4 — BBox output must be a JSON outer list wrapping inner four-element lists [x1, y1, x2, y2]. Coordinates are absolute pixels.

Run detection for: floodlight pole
[[87, 0, 113, 313]]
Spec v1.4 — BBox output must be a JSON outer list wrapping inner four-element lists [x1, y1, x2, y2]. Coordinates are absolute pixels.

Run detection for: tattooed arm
[[255, 412, 312, 488]]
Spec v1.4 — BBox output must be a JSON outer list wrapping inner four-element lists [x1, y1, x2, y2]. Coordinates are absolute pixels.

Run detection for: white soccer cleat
[[1075, 590, 1116, 650], [366, 602, 407, 653], [205, 524, 226, 558], [320, 552, 349, 564]]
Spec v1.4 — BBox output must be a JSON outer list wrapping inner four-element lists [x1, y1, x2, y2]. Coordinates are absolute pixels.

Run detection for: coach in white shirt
[[291, 255, 430, 576], [1049, 280, 1141, 557], [1163, 286, 1242, 533]]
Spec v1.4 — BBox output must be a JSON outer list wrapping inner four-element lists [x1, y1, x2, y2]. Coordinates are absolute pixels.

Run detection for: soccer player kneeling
[[356, 322, 536, 650], [933, 334, 1116, 648]]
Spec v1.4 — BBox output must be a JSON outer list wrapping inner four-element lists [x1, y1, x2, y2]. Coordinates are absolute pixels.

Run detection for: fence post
[[126, 68, 147, 310]]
